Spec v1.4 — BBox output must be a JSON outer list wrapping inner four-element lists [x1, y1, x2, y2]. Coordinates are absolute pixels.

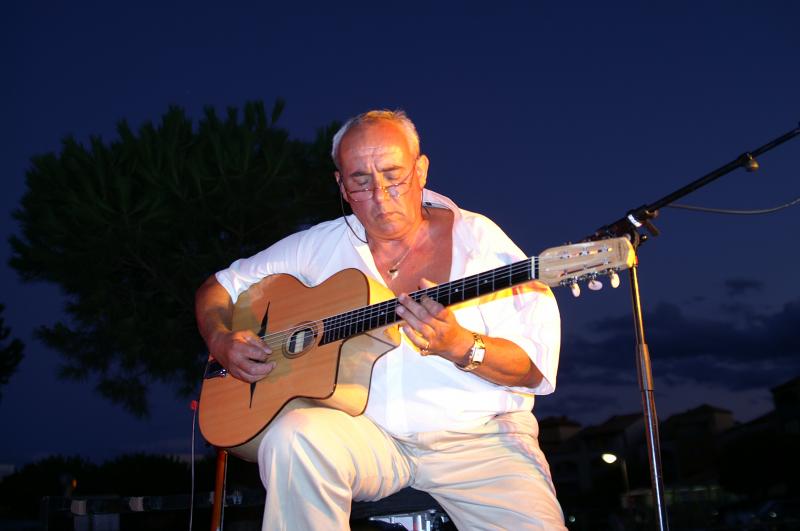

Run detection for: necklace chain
[[388, 245, 414, 279], [386, 219, 429, 280], [339, 195, 432, 280]]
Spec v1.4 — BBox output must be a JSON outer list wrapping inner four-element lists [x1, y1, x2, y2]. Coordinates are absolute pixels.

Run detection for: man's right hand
[[209, 329, 275, 383]]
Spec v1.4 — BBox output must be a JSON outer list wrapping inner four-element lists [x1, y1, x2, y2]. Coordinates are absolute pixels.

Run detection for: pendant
[[388, 268, 399, 280]]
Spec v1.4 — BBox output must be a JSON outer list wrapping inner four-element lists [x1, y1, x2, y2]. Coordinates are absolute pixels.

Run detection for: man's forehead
[[343, 144, 404, 160], [339, 122, 412, 167]]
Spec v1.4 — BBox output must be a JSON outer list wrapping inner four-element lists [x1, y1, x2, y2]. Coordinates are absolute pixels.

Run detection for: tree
[[0, 303, 24, 402], [10, 100, 342, 416], [0, 455, 97, 518], [0, 453, 194, 519]]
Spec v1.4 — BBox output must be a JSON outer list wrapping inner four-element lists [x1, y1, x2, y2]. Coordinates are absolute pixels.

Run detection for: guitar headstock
[[537, 238, 636, 295]]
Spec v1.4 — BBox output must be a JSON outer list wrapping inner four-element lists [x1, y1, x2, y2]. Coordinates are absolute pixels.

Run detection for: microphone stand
[[583, 123, 800, 531]]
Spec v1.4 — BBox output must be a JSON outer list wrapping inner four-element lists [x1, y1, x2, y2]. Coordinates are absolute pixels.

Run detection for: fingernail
[[396, 305, 405, 314]]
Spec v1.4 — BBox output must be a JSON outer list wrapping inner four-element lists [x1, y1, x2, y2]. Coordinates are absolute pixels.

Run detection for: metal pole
[[629, 264, 669, 530], [620, 458, 630, 496]]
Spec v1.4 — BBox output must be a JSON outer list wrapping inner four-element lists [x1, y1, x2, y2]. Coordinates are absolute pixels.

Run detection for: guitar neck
[[319, 257, 536, 345]]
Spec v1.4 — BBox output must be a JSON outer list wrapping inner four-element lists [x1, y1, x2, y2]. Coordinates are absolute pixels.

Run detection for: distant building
[[0, 464, 14, 482], [541, 413, 644, 496], [660, 404, 734, 485], [771, 376, 800, 435], [716, 376, 800, 499], [541, 374, 800, 529]]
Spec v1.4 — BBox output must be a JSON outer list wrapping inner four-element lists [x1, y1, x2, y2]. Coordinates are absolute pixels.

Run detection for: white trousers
[[257, 406, 566, 530]]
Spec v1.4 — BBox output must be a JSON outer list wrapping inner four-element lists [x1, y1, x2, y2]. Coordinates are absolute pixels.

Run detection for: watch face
[[458, 334, 486, 371], [470, 334, 486, 365]]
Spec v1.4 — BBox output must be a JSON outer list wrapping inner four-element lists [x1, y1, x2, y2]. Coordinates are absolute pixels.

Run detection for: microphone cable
[[189, 399, 199, 531], [666, 195, 800, 215]]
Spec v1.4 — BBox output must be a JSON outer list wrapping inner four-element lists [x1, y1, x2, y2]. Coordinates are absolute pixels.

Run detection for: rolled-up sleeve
[[479, 283, 561, 395], [457, 212, 561, 396], [215, 231, 304, 303]]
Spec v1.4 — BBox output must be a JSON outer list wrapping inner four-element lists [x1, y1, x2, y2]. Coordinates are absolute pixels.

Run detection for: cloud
[[724, 278, 764, 296], [536, 384, 640, 426], [560, 297, 800, 391]]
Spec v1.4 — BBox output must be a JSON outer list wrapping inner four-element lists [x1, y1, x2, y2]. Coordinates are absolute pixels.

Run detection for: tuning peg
[[609, 271, 620, 288], [570, 282, 581, 298], [588, 278, 603, 291]]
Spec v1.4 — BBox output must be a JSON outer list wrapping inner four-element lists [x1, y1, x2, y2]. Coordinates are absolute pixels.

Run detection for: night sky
[[2, 2, 798, 467]]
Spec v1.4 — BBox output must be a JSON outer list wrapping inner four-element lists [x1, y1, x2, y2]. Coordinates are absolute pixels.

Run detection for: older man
[[195, 110, 565, 530]]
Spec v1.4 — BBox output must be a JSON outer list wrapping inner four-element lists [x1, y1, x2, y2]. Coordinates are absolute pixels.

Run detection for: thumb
[[418, 277, 438, 289]]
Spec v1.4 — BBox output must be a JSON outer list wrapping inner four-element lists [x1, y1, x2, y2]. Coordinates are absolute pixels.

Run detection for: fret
[[333, 316, 343, 341], [321, 316, 333, 343], [376, 303, 387, 327], [511, 261, 533, 285], [461, 274, 478, 301], [369, 307, 379, 330], [476, 271, 491, 296], [493, 264, 514, 291], [432, 285, 443, 306]]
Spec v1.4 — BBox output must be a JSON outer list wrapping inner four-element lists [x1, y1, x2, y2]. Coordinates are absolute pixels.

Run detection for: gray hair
[[331, 109, 421, 170]]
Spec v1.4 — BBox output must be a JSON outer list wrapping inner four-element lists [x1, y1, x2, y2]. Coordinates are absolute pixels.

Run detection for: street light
[[601, 453, 630, 494]]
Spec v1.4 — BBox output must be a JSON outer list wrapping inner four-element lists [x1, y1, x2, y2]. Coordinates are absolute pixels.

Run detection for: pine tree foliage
[[0, 304, 24, 402], [9, 100, 341, 416]]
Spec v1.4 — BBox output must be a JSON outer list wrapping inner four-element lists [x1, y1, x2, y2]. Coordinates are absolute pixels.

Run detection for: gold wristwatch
[[457, 333, 485, 372]]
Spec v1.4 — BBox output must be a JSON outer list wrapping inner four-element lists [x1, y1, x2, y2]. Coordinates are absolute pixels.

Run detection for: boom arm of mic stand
[[584, 122, 800, 246]]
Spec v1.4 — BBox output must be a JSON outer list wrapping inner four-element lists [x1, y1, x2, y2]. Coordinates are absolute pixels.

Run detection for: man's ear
[[335, 172, 350, 204], [416, 155, 430, 189]]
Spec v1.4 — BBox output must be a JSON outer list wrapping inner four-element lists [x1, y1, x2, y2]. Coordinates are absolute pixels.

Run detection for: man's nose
[[371, 184, 391, 203], [371, 175, 393, 202]]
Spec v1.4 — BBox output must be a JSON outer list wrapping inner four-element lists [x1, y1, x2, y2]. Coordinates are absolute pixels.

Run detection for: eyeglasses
[[341, 162, 416, 202]]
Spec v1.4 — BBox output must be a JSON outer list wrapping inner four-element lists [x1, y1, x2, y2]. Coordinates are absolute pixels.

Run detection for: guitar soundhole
[[284, 322, 318, 358]]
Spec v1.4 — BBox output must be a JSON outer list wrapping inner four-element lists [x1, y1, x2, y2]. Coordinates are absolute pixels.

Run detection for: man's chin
[[368, 216, 411, 237], [372, 210, 405, 224]]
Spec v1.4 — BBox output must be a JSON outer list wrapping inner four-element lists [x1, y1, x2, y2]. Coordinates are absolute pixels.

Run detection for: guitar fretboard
[[319, 258, 537, 345]]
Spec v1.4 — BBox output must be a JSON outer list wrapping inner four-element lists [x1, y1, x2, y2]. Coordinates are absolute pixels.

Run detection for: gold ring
[[420, 340, 431, 356]]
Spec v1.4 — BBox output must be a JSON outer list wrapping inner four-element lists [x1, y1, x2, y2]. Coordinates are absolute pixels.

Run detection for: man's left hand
[[395, 278, 474, 361]]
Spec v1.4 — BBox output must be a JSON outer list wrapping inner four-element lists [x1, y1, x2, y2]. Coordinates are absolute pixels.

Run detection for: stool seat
[[350, 487, 442, 521]]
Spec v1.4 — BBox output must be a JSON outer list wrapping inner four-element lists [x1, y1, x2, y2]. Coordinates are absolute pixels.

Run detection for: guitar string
[[256, 258, 538, 350], [259, 257, 539, 349], [315, 245, 619, 344], [265, 258, 531, 336], [258, 249, 616, 350], [325, 258, 532, 333]]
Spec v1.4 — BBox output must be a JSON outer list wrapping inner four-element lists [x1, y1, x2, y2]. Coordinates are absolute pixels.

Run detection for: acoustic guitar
[[198, 237, 635, 460]]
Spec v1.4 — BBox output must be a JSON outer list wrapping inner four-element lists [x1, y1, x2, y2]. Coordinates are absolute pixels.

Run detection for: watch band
[[457, 333, 485, 372]]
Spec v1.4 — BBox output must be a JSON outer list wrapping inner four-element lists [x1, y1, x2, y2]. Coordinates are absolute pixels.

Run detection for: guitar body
[[198, 269, 399, 460]]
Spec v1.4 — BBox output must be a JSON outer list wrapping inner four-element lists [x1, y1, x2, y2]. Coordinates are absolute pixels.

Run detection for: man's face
[[337, 121, 429, 241]]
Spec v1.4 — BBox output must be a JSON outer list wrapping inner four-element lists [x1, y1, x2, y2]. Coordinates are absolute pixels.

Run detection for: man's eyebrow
[[347, 169, 373, 178], [347, 164, 404, 178]]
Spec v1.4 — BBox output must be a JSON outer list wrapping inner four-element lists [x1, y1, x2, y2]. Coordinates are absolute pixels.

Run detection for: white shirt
[[215, 189, 561, 435]]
